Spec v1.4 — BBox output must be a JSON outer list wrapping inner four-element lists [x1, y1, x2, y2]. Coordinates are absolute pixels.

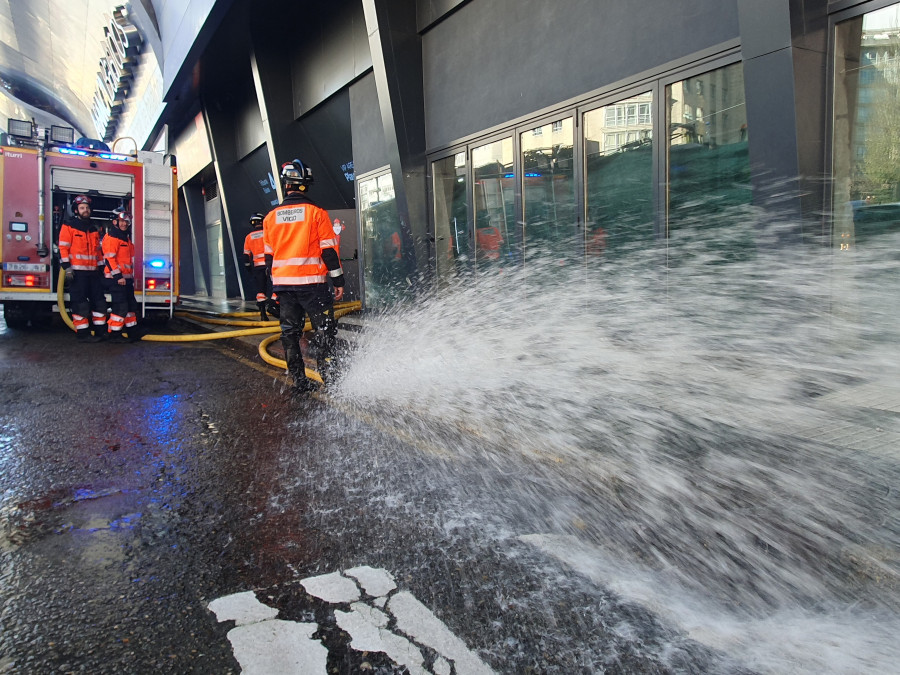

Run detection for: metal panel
[[50, 167, 134, 196], [422, 0, 741, 152]]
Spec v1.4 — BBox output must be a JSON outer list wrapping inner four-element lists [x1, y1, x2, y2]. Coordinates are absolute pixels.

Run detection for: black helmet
[[280, 159, 313, 191], [250, 212, 264, 227]]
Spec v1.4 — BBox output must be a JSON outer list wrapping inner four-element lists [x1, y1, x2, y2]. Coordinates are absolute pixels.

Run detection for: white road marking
[[300, 571, 360, 604], [227, 620, 326, 675], [207, 591, 279, 626], [208, 567, 495, 674]]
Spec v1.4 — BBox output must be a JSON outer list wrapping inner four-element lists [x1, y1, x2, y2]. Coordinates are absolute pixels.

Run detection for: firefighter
[[263, 159, 344, 395], [242, 212, 271, 321], [58, 194, 107, 342], [102, 207, 140, 342]]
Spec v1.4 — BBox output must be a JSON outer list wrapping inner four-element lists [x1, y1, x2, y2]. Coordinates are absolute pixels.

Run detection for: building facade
[[109, 0, 899, 307]]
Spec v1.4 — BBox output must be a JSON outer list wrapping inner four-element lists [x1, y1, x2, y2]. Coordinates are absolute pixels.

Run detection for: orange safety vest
[[102, 231, 134, 279], [243, 229, 266, 267], [58, 221, 102, 271], [263, 197, 341, 286]]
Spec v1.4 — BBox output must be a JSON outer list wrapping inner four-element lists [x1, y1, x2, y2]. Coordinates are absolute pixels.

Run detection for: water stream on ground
[[335, 211, 900, 674]]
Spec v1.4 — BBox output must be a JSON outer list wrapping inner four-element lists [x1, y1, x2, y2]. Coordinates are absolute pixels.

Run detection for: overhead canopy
[[0, 0, 155, 137]]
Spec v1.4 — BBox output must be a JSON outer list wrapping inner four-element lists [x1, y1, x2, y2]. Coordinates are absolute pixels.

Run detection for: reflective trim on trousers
[[92, 312, 107, 326], [72, 314, 89, 330], [108, 314, 125, 331]]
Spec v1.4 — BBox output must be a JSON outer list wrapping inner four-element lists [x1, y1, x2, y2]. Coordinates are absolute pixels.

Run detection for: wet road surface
[[0, 320, 752, 674]]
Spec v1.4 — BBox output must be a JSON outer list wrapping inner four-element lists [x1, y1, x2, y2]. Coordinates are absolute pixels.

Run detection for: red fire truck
[[0, 118, 178, 329]]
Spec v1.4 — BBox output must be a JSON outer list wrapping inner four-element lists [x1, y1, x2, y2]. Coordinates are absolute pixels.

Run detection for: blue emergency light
[[148, 259, 166, 269]]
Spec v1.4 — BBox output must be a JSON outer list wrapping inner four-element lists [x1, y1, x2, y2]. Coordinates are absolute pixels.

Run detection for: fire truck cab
[[0, 118, 178, 329]]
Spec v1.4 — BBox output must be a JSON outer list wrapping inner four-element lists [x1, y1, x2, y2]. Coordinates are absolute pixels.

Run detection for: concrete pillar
[[738, 0, 829, 239], [362, 0, 429, 286]]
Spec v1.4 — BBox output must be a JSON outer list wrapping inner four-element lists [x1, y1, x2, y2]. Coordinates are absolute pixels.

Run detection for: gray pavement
[[1, 302, 898, 674]]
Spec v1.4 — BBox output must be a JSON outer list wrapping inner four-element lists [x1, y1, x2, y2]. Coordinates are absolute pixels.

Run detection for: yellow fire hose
[[56, 272, 361, 383]]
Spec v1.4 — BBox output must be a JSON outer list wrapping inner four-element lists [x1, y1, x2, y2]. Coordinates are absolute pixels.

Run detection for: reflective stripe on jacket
[[263, 197, 340, 287], [243, 230, 266, 267], [58, 221, 102, 271], [102, 230, 135, 279]]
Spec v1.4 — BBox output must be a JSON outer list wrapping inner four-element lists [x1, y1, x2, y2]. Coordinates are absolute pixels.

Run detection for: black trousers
[[104, 277, 138, 318], [69, 269, 106, 323], [250, 266, 270, 301], [277, 283, 336, 384]]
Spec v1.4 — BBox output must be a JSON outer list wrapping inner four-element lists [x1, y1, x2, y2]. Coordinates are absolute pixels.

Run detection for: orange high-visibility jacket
[[243, 229, 266, 267], [102, 229, 134, 279], [263, 196, 342, 287], [58, 221, 102, 271]]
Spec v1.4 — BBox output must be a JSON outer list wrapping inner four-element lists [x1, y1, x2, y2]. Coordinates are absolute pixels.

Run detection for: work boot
[[126, 326, 144, 342], [257, 301, 268, 322], [76, 328, 102, 343], [290, 377, 319, 399], [107, 331, 128, 343]]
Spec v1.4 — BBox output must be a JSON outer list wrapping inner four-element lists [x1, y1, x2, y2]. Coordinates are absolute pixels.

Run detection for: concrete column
[[362, 0, 429, 286], [201, 101, 245, 299], [738, 0, 829, 238]]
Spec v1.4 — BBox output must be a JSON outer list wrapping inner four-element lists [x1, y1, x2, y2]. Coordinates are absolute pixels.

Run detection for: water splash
[[334, 211, 900, 673]]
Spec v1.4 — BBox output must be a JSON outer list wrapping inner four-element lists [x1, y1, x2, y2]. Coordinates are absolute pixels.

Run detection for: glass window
[[666, 62, 751, 260], [834, 3, 900, 251], [432, 152, 469, 285], [359, 172, 409, 307], [472, 138, 516, 268], [521, 117, 575, 261], [584, 92, 654, 259]]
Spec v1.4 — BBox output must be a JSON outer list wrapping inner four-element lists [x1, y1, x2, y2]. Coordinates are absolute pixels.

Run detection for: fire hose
[[56, 271, 361, 383]]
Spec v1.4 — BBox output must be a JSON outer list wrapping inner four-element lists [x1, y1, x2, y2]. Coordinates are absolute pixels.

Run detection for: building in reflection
[[5, 0, 897, 306]]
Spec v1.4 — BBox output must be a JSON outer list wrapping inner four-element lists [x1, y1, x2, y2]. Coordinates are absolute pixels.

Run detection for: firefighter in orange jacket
[[58, 194, 107, 342], [264, 159, 344, 395], [102, 208, 140, 342], [243, 212, 272, 321]]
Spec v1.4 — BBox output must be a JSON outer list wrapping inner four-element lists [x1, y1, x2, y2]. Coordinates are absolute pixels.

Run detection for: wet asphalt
[[0, 319, 749, 675]]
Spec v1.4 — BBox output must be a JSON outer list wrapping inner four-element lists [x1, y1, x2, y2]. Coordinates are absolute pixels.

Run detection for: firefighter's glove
[[64, 268, 74, 281]]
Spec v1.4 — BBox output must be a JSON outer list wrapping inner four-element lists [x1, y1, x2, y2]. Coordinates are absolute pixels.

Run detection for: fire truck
[[0, 118, 178, 329]]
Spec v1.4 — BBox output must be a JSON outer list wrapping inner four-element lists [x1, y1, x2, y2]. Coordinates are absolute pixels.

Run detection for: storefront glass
[[472, 138, 516, 269], [521, 117, 575, 263], [358, 172, 408, 307], [834, 3, 900, 251], [432, 152, 469, 284], [667, 62, 751, 261], [584, 92, 654, 260]]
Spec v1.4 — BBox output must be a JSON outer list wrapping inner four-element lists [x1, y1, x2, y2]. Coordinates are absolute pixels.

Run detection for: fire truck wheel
[[3, 302, 29, 330]]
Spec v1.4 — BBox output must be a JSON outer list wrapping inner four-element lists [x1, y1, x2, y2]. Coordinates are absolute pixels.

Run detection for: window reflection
[[667, 63, 751, 261], [359, 173, 409, 306], [521, 118, 575, 261], [834, 3, 900, 251], [584, 92, 654, 259], [433, 152, 468, 284], [472, 138, 516, 268]]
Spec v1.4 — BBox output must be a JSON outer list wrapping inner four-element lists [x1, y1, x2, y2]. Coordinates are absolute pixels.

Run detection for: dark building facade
[[140, 0, 898, 306]]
